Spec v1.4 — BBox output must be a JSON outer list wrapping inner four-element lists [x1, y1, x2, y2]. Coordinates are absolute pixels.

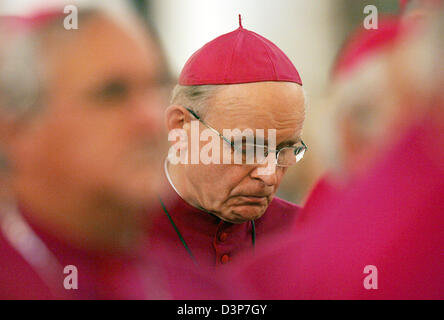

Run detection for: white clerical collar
[[164, 158, 183, 198], [163, 159, 216, 215]]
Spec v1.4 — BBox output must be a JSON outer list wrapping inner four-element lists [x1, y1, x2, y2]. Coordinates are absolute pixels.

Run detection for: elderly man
[[0, 7, 170, 299], [149, 17, 307, 267]]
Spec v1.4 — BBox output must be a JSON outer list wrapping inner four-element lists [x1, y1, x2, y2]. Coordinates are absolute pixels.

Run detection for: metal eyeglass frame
[[185, 107, 307, 167]]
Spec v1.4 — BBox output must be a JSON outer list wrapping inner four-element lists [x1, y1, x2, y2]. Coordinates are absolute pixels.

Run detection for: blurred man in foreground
[[230, 9, 444, 299], [0, 6, 170, 299], [148, 17, 307, 268]]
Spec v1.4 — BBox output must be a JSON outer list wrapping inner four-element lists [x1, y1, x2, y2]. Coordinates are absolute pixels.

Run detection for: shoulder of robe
[[253, 197, 301, 234]]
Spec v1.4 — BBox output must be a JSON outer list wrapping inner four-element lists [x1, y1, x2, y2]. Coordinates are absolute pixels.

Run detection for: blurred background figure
[[302, 0, 442, 197], [230, 4, 444, 299], [0, 2, 171, 298], [400, 0, 443, 21], [319, 17, 404, 182]]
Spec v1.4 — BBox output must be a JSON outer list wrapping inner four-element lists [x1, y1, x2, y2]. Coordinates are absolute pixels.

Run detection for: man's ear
[[165, 105, 192, 132]]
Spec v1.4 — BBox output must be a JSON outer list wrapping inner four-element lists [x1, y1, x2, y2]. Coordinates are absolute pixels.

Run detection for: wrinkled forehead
[[206, 81, 305, 133]]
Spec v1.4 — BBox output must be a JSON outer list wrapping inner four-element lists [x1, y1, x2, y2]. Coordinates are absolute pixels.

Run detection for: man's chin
[[227, 205, 267, 224]]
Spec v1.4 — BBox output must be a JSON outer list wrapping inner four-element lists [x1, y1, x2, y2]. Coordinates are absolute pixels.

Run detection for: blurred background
[[0, 0, 402, 204]]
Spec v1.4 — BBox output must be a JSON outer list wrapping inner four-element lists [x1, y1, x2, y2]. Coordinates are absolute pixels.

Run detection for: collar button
[[218, 232, 228, 242], [220, 254, 230, 264]]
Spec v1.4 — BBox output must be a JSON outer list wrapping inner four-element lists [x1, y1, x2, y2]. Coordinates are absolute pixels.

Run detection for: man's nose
[[249, 158, 278, 186]]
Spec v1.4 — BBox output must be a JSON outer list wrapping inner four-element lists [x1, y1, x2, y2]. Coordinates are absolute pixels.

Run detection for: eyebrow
[[260, 137, 302, 149], [187, 108, 304, 150], [278, 140, 300, 148], [89, 78, 128, 97]]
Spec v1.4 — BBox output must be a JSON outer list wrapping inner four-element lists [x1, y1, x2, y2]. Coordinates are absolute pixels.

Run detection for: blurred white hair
[[0, 3, 147, 119], [0, 4, 148, 169], [0, 31, 44, 118]]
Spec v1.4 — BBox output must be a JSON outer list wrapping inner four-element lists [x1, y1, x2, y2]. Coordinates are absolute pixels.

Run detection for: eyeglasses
[[185, 107, 307, 167]]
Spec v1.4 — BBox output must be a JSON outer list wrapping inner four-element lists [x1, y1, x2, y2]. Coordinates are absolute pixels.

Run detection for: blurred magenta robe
[[231, 107, 444, 299], [147, 168, 301, 268]]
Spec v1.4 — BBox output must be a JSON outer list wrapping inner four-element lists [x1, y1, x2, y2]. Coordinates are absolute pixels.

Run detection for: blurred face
[[12, 15, 168, 209], [181, 82, 305, 223], [338, 82, 400, 175]]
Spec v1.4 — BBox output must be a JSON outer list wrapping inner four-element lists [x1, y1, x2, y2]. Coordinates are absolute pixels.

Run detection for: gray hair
[[0, 23, 46, 170], [0, 32, 44, 119], [0, 7, 125, 170], [170, 84, 222, 120], [0, 8, 101, 119], [0, 3, 153, 119]]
